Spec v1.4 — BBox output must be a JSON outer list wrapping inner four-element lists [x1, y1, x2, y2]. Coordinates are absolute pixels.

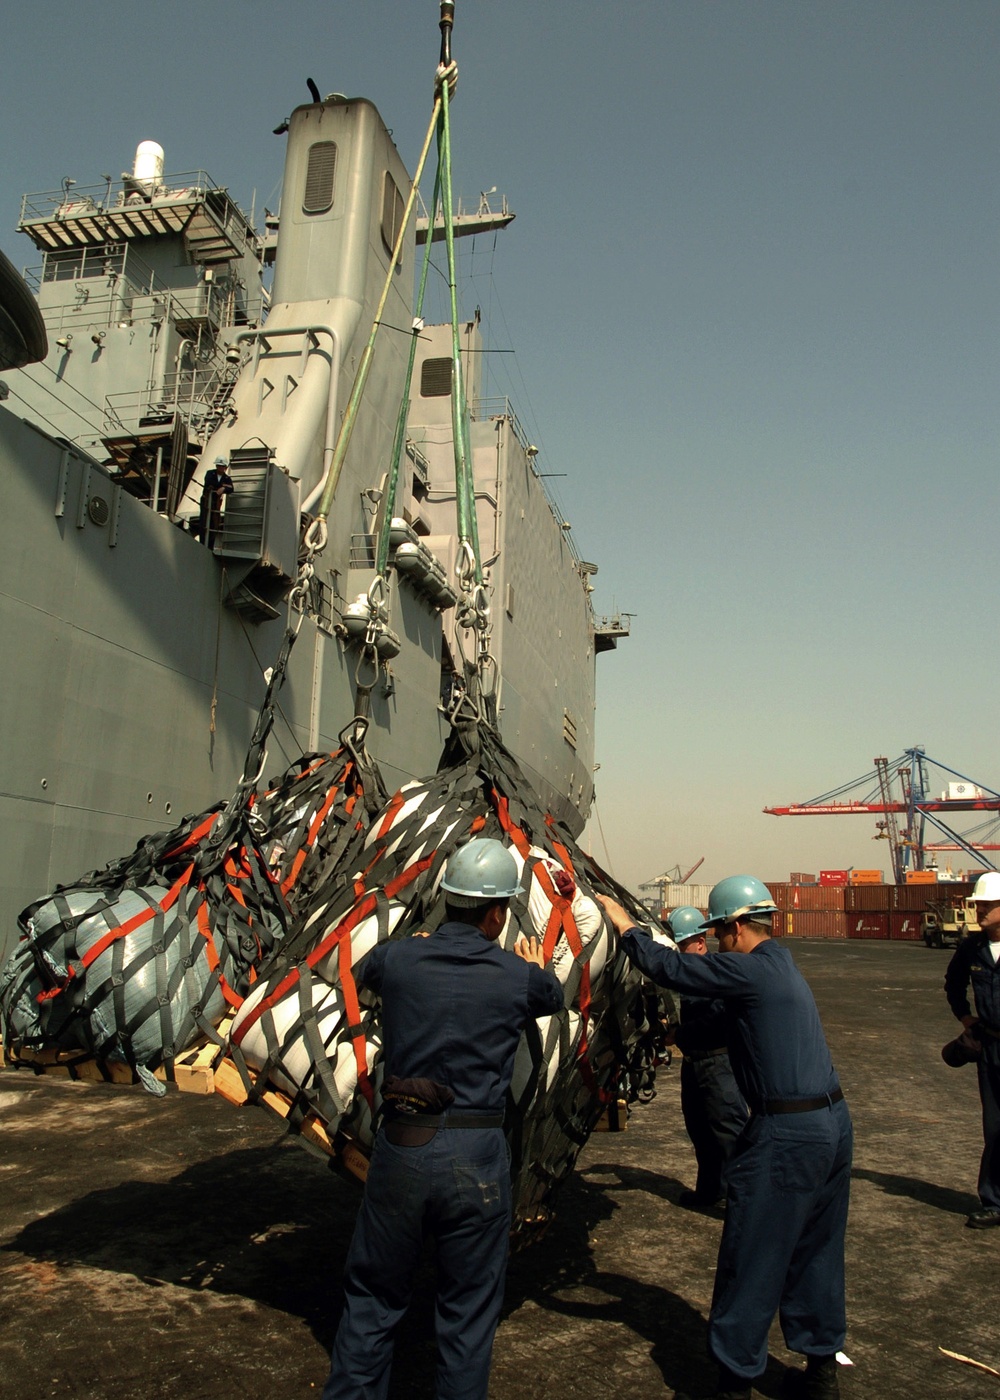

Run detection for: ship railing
[[19, 170, 251, 229], [24, 240, 266, 332], [104, 352, 236, 437]]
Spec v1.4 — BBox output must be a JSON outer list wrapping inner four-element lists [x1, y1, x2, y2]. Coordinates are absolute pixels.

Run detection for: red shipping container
[[766, 883, 793, 912], [892, 885, 937, 913], [844, 885, 892, 913], [784, 910, 847, 938], [847, 912, 888, 939], [819, 870, 850, 886], [889, 912, 922, 941], [794, 885, 844, 911]]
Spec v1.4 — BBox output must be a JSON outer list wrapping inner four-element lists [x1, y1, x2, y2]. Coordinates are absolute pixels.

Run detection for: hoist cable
[[374, 161, 442, 578], [437, 72, 483, 587]]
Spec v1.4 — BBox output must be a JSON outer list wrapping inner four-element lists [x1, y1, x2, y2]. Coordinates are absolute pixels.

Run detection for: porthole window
[[303, 141, 337, 215]]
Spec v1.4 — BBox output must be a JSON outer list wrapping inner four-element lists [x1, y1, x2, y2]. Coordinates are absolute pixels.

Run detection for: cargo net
[[0, 747, 370, 1094], [229, 727, 673, 1228], [0, 726, 670, 1225]]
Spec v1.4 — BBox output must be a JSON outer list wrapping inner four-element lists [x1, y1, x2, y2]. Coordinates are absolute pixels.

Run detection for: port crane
[[764, 748, 1000, 881], [639, 858, 705, 911]]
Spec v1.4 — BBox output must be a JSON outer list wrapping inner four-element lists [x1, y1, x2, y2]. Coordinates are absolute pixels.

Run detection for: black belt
[[757, 1088, 845, 1115], [386, 1111, 504, 1129]]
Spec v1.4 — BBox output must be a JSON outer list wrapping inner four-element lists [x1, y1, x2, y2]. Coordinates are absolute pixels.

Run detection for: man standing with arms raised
[[600, 876, 852, 1400]]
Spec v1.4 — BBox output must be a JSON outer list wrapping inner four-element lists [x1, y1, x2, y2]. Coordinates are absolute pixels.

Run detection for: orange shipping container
[[782, 910, 847, 939], [905, 870, 938, 884], [850, 869, 884, 885]]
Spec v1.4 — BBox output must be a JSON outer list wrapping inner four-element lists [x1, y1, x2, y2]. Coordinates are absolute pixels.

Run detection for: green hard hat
[[701, 875, 777, 929], [441, 838, 523, 903], [665, 906, 706, 943]]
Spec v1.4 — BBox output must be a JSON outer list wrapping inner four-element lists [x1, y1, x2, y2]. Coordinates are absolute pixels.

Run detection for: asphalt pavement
[[0, 939, 997, 1399]]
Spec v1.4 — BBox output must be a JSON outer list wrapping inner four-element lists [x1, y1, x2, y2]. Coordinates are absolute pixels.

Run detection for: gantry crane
[[764, 748, 1000, 876], [639, 858, 705, 911]]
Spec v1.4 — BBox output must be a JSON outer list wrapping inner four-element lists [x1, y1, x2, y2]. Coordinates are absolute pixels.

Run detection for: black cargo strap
[[757, 1088, 845, 1115], [385, 1110, 503, 1129]]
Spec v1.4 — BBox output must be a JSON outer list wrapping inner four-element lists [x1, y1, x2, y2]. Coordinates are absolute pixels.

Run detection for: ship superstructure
[[0, 90, 626, 966]]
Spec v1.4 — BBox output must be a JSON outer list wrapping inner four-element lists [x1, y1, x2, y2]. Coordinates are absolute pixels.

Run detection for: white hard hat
[[971, 871, 1000, 902]]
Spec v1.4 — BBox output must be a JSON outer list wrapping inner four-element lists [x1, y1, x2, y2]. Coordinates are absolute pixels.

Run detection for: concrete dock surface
[[1, 939, 997, 1399]]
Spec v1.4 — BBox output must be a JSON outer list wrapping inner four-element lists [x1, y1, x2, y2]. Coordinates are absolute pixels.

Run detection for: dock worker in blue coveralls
[[944, 870, 1000, 1229], [599, 877, 852, 1400], [665, 906, 749, 1212], [321, 837, 563, 1400]]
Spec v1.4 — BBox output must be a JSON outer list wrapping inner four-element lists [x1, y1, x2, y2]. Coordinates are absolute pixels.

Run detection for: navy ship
[[0, 53, 628, 967]]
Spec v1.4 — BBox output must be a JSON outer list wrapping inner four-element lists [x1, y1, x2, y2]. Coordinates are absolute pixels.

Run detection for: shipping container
[[891, 885, 938, 912], [782, 910, 847, 939], [819, 870, 850, 887], [790, 872, 817, 885], [889, 913, 922, 941], [847, 912, 888, 939], [905, 870, 938, 885], [850, 869, 884, 885], [767, 883, 846, 912], [798, 885, 845, 911], [766, 882, 792, 911], [844, 884, 892, 913], [660, 883, 713, 911]]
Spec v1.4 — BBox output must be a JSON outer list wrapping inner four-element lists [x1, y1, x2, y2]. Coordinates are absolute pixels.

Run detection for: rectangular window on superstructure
[[303, 141, 337, 215], [381, 172, 404, 265], [421, 357, 452, 397]]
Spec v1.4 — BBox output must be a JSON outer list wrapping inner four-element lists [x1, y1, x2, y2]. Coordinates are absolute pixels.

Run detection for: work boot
[[673, 1365, 755, 1399], [966, 1206, 1000, 1229], [678, 1189, 726, 1214], [784, 1354, 840, 1399]]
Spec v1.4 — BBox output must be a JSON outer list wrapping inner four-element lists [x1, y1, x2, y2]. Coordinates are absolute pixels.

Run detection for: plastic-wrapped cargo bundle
[[228, 729, 672, 1224], [0, 805, 290, 1090]]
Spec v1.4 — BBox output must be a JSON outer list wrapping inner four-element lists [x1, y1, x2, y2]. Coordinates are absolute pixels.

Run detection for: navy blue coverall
[[322, 921, 563, 1400], [944, 933, 1000, 1209], [620, 928, 852, 1383], [675, 994, 748, 1203]]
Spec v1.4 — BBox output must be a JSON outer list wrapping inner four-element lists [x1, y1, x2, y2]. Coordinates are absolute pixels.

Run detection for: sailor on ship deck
[[321, 838, 562, 1400]]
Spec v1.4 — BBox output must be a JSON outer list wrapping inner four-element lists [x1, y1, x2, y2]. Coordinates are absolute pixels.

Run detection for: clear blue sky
[[3, 2, 998, 894]]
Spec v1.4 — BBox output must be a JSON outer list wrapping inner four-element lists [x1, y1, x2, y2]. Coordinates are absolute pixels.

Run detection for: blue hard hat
[[665, 906, 706, 943], [701, 875, 777, 930], [441, 838, 523, 903]]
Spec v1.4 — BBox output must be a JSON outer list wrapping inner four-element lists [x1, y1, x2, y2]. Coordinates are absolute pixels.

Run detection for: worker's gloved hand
[[435, 60, 458, 100]]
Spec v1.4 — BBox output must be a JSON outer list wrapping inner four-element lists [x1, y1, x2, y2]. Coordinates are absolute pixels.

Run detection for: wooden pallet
[[210, 1053, 370, 1181], [2, 1015, 235, 1092]]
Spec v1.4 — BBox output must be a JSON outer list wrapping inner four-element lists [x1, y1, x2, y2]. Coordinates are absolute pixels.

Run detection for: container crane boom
[[764, 748, 1000, 873]]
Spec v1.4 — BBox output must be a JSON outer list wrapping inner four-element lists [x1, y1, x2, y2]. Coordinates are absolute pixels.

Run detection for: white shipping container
[[660, 883, 712, 911]]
